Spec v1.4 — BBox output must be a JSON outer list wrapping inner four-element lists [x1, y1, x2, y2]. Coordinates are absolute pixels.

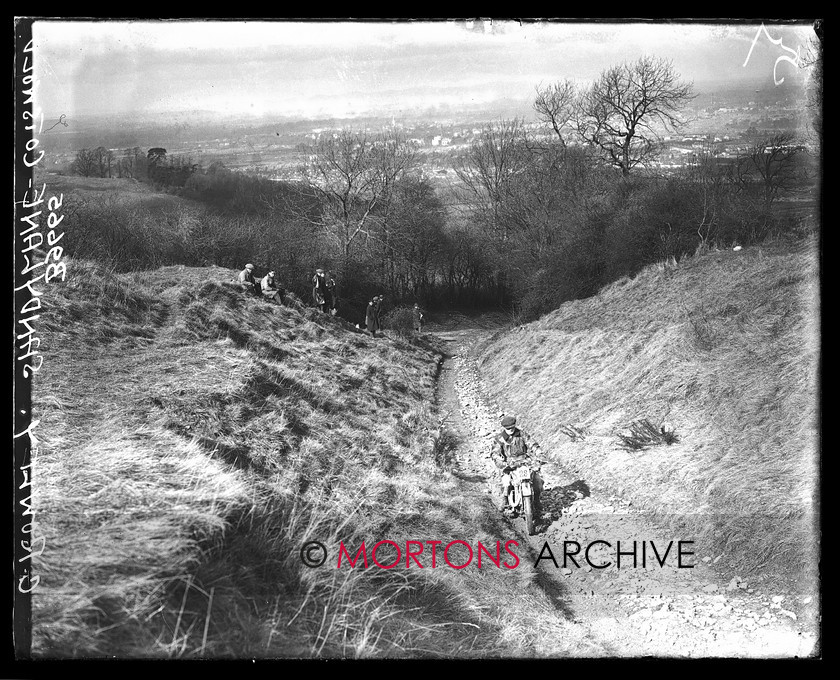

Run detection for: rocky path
[[431, 320, 819, 659]]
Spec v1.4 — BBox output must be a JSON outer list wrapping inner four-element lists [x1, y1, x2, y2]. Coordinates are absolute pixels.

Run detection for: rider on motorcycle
[[490, 415, 544, 515]]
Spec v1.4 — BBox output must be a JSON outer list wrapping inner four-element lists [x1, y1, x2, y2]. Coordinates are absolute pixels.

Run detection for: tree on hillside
[[454, 118, 530, 242], [456, 118, 616, 311], [69, 148, 99, 177], [504, 142, 613, 261], [367, 130, 420, 278], [147, 147, 167, 165], [69, 146, 114, 178], [297, 129, 417, 266], [117, 147, 143, 178], [679, 143, 733, 249], [147, 147, 167, 178], [379, 173, 448, 298], [533, 79, 577, 147], [743, 131, 805, 205], [95, 146, 114, 178], [573, 56, 695, 177]]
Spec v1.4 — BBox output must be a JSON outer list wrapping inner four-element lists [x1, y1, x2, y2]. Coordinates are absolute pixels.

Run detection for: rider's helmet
[[245, 263, 254, 270], [501, 415, 516, 429]]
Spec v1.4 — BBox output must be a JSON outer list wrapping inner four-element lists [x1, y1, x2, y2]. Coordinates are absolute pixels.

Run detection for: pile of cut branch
[[617, 419, 679, 451]]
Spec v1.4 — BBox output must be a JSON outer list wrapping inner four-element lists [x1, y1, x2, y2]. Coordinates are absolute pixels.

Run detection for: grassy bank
[[477, 237, 819, 581], [32, 259, 586, 658]]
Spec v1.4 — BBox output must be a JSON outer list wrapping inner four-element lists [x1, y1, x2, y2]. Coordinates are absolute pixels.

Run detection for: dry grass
[[36, 171, 199, 211], [32, 258, 592, 658], [477, 238, 820, 581]]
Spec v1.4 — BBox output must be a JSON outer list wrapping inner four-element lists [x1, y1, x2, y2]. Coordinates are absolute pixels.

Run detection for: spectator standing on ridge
[[413, 303, 425, 333], [261, 269, 284, 305], [490, 415, 544, 516], [312, 268, 328, 312], [374, 295, 384, 330], [238, 263, 260, 297], [325, 271, 338, 315], [365, 295, 382, 337]]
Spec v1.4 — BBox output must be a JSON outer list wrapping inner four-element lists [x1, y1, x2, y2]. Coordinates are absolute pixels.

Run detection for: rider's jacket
[[491, 428, 530, 470]]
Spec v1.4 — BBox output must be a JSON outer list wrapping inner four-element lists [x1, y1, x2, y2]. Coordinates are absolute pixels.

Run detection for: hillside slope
[[35, 171, 202, 212], [31, 259, 588, 658], [477, 238, 820, 582]]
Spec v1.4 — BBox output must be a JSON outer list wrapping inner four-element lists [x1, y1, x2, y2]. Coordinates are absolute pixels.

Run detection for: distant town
[[37, 78, 813, 188]]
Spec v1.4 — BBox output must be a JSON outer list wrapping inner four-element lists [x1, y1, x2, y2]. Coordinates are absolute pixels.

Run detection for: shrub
[[382, 306, 417, 339]]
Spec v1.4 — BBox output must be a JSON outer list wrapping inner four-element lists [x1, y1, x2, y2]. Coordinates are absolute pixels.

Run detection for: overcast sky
[[30, 19, 818, 120]]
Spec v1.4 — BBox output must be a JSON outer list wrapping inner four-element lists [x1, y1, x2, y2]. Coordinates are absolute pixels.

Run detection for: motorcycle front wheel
[[523, 495, 535, 535]]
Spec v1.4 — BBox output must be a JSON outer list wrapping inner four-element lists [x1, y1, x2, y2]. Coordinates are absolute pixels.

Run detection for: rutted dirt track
[[431, 317, 819, 658]]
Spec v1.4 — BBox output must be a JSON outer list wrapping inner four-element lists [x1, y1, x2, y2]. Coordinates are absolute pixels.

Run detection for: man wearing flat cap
[[490, 415, 544, 515], [238, 263, 260, 297]]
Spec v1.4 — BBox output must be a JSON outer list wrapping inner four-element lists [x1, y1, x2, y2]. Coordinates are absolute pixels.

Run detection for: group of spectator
[[238, 264, 337, 313], [311, 268, 337, 315], [238, 263, 286, 305], [238, 263, 425, 338]]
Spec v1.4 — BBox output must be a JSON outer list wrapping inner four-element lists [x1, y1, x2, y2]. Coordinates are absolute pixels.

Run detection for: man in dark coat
[[325, 272, 338, 315], [238, 263, 260, 296], [374, 295, 383, 329], [365, 295, 382, 337]]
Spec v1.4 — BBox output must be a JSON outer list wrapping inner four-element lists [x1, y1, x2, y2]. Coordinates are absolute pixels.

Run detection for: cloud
[[30, 19, 817, 119], [33, 19, 519, 55]]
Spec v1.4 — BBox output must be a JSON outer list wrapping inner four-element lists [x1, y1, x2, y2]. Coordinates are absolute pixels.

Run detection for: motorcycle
[[505, 459, 540, 536]]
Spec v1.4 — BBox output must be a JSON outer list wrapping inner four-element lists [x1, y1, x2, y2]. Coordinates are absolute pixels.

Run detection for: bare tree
[[69, 148, 98, 177], [454, 118, 530, 241], [369, 130, 419, 272], [682, 143, 733, 249], [380, 173, 447, 298], [297, 129, 416, 265], [504, 142, 613, 261], [92, 146, 113, 178], [105, 148, 114, 178], [534, 79, 577, 147], [744, 131, 805, 205], [575, 56, 695, 177], [117, 147, 143, 178]]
